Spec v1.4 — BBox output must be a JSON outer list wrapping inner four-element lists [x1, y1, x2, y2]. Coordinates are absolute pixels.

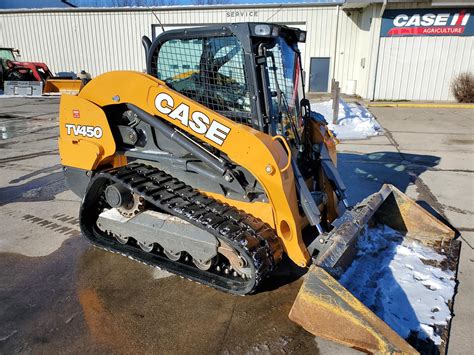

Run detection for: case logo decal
[[154, 92, 231, 146], [381, 8, 473, 37]]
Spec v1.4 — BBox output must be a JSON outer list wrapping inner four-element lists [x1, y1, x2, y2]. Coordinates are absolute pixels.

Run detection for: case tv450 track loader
[[59, 23, 460, 353]]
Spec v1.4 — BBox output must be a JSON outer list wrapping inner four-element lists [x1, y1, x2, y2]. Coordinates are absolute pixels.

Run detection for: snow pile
[[339, 225, 455, 345], [310, 99, 382, 140]]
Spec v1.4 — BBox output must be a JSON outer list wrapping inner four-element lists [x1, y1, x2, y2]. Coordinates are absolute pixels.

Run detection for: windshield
[[267, 37, 304, 134], [153, 36, 252, 125]]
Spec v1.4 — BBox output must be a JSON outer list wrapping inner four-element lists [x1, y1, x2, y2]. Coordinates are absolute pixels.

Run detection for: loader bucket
[[43, 79, 83, 95], [290, 184, 461, 354]]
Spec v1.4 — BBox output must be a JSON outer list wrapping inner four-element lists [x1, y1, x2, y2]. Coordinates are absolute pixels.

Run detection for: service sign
[[381, 8, 473, 37]]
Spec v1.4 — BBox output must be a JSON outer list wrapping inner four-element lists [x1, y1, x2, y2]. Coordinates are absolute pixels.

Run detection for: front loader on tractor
[[58, 23, 460, 353], [0, 47, 84, 95]]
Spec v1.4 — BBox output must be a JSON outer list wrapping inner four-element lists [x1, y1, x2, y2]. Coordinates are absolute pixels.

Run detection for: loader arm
[[59, 70, 310, 266]]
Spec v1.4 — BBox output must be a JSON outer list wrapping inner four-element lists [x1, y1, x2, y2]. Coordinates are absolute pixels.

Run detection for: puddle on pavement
[[1, 234, 319, 354], [0, 112, 318, 353], [0, 115, 58, 148], [0, 119, 44, 140], [0, 236, 95, 353]]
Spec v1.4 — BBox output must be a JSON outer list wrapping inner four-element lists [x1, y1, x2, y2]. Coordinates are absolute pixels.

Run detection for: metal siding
[[335, 8, 361, 94], [366, 4, 383, 100], [375, 36, 474, 101], [0, 6, 337, 84], [374, 2, 474, 101], [1, 4, 472, 101]]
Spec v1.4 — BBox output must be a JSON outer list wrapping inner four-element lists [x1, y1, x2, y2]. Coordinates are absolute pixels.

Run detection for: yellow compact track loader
[[59, 23, 460, 353]]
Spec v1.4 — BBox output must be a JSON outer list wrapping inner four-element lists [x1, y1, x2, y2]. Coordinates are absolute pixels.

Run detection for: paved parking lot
[[0, 97, 472, 354]]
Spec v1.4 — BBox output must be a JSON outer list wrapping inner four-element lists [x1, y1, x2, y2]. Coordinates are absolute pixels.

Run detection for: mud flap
[[43, 79, 83, 95], [290, 184, 460, 353]]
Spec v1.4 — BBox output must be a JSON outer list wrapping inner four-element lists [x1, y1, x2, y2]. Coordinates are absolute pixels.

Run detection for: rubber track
[[79, 163, 282, 295]]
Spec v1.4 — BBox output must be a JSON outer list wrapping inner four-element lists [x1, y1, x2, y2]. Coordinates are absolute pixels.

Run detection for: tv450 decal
[[65, 124, 103, 139]]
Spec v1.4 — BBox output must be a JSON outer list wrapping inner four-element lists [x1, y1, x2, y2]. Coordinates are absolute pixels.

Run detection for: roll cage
[[144, 23, 307, 135]]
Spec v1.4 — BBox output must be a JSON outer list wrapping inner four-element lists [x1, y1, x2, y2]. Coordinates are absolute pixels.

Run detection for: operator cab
[[143, 23, 308, 146]]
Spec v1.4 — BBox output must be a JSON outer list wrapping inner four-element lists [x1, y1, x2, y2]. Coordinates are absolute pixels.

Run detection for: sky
[[0, 0, 69, 8], [0, 0, 341, 9]]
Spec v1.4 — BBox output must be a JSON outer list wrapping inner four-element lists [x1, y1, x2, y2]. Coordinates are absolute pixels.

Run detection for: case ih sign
[[381, 8, 473, 37]]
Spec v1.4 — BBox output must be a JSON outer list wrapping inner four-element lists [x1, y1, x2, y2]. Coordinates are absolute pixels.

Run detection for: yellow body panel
[[203, 191, 276, 229], [60, 71, 310, 266], [59, 95, 117, 170]]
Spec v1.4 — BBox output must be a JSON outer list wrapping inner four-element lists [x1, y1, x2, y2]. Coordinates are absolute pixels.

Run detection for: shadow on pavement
[[0, 171, 65, 206], [337, 151, 441, 204]]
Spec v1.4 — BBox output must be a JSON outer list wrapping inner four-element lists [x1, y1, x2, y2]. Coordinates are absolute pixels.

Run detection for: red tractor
[[0, 48, 53, 85], [0, 47, 85, 94]]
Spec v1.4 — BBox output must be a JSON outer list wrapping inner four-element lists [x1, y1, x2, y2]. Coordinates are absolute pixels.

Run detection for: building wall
[[333, 7, 363, 95], [373, 2, 474, 101], [375, 36, 474, 101], [0, 5, 343, 94], [1, 3, 473, 101]]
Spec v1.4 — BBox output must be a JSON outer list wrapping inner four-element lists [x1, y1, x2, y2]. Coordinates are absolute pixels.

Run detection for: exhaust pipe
[[142, 36, 152, 62]]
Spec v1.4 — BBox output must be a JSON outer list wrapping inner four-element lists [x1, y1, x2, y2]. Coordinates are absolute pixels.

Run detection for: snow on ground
[[339, 225, 455, 345], [310, 99, 382, 140]]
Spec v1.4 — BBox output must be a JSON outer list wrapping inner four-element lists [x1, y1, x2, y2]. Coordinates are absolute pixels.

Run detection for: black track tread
[[80, 163, 283, 295]]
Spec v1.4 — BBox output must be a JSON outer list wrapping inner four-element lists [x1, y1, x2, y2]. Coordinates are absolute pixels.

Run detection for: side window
[[151, 35, 252, 125], [155, 39, 202, 82], [266, 38, 301, 122]]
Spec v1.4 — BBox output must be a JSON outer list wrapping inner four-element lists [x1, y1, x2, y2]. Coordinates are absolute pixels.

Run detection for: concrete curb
[[368, 103, 474, 109]]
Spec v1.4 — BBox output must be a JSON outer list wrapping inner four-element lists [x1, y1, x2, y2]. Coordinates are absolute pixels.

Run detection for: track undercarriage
[[79, 163, 283, 295]]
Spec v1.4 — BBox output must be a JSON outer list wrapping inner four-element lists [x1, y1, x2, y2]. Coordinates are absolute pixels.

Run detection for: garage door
[[375, 8, 474, 101]]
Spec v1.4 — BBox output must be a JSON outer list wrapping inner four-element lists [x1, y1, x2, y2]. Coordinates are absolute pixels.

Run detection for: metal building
[[1, 1, 473, 101]]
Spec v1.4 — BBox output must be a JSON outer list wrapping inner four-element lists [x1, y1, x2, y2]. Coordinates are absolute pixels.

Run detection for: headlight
[[298, 31, 307, 43], [255, 24, 271, 36]]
